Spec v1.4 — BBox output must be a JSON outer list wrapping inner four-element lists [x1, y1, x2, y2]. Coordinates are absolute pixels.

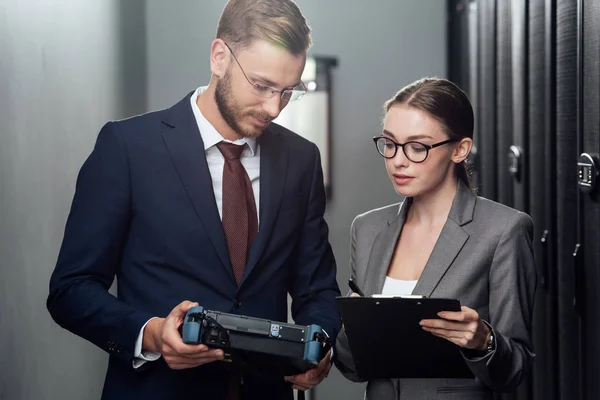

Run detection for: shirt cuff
[[132, 317, 162, 369]]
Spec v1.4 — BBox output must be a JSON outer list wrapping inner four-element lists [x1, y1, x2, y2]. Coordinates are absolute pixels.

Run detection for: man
[[47, 0, 341, 398]]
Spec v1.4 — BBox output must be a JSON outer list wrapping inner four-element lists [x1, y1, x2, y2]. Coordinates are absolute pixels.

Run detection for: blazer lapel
[[363, 200, 410, 295], [240, 126, 288, 285], [413, 182, 476, 297], [412, 220, 469, 297], [160, 94, 233, 280]]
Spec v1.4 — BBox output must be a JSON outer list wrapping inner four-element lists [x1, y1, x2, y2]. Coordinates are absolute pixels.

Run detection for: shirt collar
[[190, 86, 257, 156]]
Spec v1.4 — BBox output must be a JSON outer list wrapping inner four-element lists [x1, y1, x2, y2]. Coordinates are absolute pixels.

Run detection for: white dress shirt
[[133, 86, 261, 368]]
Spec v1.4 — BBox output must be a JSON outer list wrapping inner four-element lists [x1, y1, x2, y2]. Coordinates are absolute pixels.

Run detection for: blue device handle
[[304, 324, 328, 363], [182, 305, 204, 344]]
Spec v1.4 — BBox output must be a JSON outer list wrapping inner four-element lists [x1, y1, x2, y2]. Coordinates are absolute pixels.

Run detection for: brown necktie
[[217, 141, 258, 285], [217, 142, 257, 400]]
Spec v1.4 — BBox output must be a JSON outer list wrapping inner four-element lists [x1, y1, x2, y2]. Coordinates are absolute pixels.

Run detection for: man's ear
[[210, 39, 230, 78], [452, 137, 473, 164]]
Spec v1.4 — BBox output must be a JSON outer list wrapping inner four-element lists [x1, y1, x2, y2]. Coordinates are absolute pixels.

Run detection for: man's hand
[[283, 349, 333, 391], [419, 306, 491, 350], [143, 300, 225, 369]]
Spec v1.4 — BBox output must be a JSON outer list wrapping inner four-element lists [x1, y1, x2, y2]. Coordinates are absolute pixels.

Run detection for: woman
[[334, 77, 536, 399]]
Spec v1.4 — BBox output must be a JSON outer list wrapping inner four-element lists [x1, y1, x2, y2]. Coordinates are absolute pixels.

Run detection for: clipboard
[[336, 296, 474, 379]]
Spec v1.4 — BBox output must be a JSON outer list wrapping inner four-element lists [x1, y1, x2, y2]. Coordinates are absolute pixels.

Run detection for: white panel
[[274, 91, 330, 188]]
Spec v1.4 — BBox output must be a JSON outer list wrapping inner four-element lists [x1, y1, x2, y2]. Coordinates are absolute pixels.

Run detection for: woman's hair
[[384, 77, 475, 193], [216, 0, 311, 55]]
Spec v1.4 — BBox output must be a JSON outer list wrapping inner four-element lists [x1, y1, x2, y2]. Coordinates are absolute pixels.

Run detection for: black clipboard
[[336, 296, 474, 379]]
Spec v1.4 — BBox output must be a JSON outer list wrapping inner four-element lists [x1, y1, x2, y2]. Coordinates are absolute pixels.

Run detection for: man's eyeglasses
[[373, 136, 459, 163], [224, 42, 307, 102]]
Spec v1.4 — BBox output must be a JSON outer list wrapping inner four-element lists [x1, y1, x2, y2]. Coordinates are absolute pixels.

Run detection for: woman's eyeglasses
[[373, 136, 458, 163]]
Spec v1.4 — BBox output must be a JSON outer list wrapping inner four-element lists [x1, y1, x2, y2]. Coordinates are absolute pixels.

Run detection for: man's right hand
[[142, 300, 225, 370]]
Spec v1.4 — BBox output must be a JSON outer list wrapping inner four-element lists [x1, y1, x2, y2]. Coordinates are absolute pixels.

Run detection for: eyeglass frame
[[223, 42, 307, 102], [372, 136, 459, 163]]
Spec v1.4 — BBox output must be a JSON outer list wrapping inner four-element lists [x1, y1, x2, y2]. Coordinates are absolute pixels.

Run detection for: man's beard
[[215, 69, 271, 138]]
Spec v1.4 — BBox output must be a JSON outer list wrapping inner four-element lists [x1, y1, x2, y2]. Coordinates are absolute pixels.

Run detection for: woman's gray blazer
[[334, 182, 537, 400]]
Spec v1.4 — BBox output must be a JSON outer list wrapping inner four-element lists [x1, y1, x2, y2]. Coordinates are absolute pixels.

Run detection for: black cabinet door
[[496, 0, 514, 207], [556, 0, 581, 398], [509, 2, 531, 399], [448, 0, 473, 94], [528, 1, 558, 400], [581, 1, 600, 399], [510, 0, 529, 213], [477, 0, 498, 200]]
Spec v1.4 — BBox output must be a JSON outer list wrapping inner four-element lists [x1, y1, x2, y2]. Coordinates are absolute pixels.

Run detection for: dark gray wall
[[146, 1, 447, 399], [0, 1, 146, 399]]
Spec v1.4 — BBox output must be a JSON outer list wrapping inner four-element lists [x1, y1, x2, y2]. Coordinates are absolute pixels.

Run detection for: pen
[[348, 279, 366, 297]]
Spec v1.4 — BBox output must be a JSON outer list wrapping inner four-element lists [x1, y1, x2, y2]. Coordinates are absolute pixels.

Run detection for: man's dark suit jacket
[[47, 92, 341, 399]]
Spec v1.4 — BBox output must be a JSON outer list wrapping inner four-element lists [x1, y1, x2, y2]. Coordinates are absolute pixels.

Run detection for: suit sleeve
[[288, 143, 342, 345], [47, 121, 154, 366], [463, 211, 537, 391], [333, 216, 365, 382]]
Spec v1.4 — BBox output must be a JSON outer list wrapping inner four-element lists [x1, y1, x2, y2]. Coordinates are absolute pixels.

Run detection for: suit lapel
[[413, 182, 475, 297], [240, 126, 288, 285], [412, 220, 469, 296], [160, 94, 234, 281], [363, 201, 409, 295]]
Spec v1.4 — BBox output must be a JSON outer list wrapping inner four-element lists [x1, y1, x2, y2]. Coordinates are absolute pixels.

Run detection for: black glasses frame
[[372, 136, 459, 163]]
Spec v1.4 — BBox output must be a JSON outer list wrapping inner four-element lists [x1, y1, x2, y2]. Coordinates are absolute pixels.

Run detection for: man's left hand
[[284, 349, 332, 391]]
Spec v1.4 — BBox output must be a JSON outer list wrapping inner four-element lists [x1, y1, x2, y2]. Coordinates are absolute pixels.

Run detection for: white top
[[381, 276, 418, 296]]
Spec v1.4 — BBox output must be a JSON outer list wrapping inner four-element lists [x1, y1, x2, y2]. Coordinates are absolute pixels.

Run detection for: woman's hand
[[419, 306, 491, 350]]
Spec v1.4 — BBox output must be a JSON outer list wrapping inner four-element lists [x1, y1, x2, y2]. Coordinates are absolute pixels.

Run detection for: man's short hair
[[216, 0, 312, 55]]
